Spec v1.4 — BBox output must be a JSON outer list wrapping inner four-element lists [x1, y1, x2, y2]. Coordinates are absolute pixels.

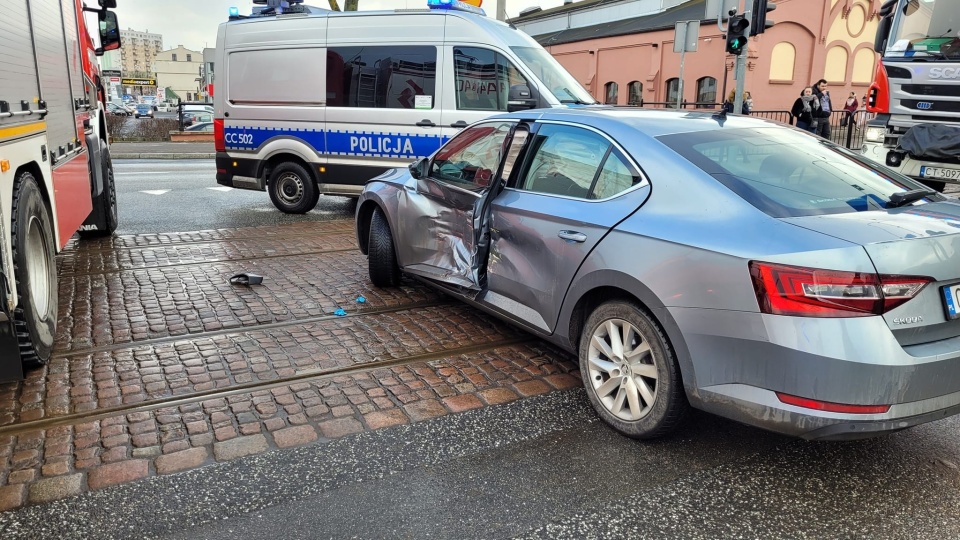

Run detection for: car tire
[[10, 171, 57, 366], [268, 161, 319, 214], [579, 301, 689, 439], [368, 208, 402, 288]]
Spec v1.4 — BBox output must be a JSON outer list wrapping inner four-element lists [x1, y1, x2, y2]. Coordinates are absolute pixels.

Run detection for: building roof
[[529, 0, 711, 48]]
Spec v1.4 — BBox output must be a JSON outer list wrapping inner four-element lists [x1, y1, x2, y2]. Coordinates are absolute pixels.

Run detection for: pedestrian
[[841, 91, 859, 127], [744, 91, 753, 114], [811, 79, 832, 139], [791, 87, 820, 133], [722, 91, 748, 114]]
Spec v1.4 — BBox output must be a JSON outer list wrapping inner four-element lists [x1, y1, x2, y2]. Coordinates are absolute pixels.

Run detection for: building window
[[627, 81, 642, 106], [172, 54, 178, 61], [187, 54, 192, 62], [665, 78, 680, 107], [695, 77, 717, 108], [604, 82, 618, 105]]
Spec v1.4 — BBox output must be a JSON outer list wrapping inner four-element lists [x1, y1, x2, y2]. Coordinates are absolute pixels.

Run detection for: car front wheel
[[579, 301, 689, 439], [368, 208, 401, 287]]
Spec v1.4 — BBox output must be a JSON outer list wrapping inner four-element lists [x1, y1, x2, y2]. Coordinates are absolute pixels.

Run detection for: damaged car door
[[397, 120, 516, 289]]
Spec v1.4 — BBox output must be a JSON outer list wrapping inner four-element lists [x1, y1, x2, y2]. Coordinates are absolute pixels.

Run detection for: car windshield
[[510, 46, 597, 105], [885, 0, 960, 59], [657, 127, 934, 218]]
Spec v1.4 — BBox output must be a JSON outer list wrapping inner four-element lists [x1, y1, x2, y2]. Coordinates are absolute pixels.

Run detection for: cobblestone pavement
[[0, 220, 581, 512]]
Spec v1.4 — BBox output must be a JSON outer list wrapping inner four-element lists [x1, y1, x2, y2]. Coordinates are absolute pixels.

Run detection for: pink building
[[514, 0, 882, 112]]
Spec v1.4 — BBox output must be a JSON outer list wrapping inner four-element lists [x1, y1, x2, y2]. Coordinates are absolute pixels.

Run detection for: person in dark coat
[[722, 91, 749, 115], [811, 79, 832, 139], [791, 87, 821, 133]]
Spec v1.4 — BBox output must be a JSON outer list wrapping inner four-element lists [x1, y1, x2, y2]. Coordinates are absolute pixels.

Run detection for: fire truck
[[0, 0, 122, 381], [864, 0, 960, 192]]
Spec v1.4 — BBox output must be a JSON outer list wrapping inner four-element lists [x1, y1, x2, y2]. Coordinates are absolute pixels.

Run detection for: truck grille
[[901, 84, 960, 98], [901, 100, 960, 113]]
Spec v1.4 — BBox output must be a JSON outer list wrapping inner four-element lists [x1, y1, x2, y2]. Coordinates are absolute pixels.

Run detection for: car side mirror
[[409, 157, 429, 179], [508, 84, 538, 113], [97, 10, 121, 55]]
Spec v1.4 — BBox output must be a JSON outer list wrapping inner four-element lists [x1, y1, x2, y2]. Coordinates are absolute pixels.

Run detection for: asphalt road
[[114, 160, 356, 235], [3, 391, 960, 539]]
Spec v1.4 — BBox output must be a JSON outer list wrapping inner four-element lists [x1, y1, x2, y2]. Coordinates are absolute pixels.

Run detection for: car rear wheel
[[579, 301, 688, 439], [11, 171, 57, 366], [368, 208, 401, 288], [268, 162, 319, 214]]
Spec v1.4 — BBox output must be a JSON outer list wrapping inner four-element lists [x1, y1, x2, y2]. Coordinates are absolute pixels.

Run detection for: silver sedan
[[355, 108, 960, 440]]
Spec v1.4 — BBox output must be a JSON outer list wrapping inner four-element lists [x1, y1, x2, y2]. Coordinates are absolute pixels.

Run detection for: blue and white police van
[[213, 0, 597, 213]]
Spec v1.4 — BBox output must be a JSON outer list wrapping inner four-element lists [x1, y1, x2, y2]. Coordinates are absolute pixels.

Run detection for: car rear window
[[657, 128, 930, 218]]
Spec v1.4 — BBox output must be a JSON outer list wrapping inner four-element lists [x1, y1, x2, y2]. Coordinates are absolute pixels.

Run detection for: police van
[[213, 0, 597, 213]]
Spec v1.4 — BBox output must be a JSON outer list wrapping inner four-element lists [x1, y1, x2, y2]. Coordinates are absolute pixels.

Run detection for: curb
[[112, 153, 215, 160]]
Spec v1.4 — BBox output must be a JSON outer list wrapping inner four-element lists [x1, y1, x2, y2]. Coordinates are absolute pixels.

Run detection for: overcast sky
[[112, 0, 565, 52]]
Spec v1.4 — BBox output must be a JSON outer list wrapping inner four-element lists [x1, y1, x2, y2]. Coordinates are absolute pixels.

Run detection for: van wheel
[[579, 301, 688, 439], [11, 171, 58, 366], [268, 162, 319, 214], [368, 208, 401, 287]]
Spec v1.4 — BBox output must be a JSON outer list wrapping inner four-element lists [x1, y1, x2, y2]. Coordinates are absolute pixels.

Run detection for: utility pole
[[496, 0, 506, 21]]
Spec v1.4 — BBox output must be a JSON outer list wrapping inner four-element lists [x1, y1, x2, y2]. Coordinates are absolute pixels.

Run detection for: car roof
[[499, 106, 787, 139]]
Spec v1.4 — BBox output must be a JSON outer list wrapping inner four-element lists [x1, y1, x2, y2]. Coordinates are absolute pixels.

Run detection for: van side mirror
[[409, 157, 429, 179], [97, 10, 121, 55], [508, 84, 538, 113]]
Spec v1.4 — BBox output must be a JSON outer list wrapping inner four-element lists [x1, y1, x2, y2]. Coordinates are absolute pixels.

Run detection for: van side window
[[454, 47, 529, 112], [326, 46, 437, 109]]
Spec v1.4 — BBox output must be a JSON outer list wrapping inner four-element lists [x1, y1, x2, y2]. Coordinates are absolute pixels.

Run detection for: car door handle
[[450, 120, 469, 128], [416, 119, 436, 127], [558, 230, 587, 243]]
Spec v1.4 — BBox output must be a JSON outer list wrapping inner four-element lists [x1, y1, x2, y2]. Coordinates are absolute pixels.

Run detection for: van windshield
[[511, 47, 597, 105]]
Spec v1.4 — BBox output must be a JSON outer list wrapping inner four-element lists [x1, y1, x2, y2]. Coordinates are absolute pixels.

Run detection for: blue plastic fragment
[[334, 308, 347, 316], [356, 295, 367, 304]]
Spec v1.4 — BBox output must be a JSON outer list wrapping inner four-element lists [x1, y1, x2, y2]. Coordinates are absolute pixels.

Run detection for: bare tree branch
[[344, 0, 359, 10]]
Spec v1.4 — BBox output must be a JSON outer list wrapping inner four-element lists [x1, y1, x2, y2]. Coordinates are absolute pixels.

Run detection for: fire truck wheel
[[10, 171, 57, 366], [78, 147, 118, 238], [268, 161, 319, 214]]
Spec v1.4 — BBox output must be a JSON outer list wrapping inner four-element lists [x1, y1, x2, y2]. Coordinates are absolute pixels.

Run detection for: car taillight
[[214, 119, 225, 153], [749, 262, 931, 318]]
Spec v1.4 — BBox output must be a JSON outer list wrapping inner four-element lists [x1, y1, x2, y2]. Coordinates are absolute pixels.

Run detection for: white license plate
[[920, 166, 960, 180], [944, 283, 960, 321]]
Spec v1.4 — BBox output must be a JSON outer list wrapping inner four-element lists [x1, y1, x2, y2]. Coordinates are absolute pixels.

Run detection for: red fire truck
[[0, 0, 122, 381]]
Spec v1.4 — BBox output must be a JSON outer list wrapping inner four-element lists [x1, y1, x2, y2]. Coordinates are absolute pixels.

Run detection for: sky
[[111, 0, 566, 52]]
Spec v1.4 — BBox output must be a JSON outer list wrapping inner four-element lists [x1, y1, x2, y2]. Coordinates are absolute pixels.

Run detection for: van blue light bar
[[427, 0, 486, 16]]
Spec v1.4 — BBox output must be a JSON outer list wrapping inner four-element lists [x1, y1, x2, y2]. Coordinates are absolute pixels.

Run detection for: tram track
[[52, 297, 451, 358], [1, 335, 538, 437], [57, 245, 359, 278]]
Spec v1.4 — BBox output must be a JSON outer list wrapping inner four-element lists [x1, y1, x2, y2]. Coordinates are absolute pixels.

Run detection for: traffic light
[[726, 15, 749, 55], [750, 0, 776, 36]]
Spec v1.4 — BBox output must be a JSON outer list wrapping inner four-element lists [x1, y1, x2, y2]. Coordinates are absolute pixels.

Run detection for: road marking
[[140, 190, 171, 195], [208, 186, 233, 192]]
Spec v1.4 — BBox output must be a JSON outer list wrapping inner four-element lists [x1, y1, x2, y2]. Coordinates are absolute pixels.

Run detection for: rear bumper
[[215, 153, 261, 190], [673, 307, 960, 440], [861, 141, 960, 185]]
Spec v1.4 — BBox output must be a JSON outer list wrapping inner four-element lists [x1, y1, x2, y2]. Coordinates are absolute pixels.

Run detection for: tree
[[327, 0, 359, 10]]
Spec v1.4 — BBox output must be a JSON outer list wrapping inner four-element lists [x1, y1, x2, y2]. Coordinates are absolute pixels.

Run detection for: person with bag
[[791, 87, 821, 133], [812, 79, 832, 138], [841, 92, 859, 127]]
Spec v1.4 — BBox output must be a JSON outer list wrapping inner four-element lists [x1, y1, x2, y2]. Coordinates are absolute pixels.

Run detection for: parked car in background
[[181, 112, 212, 127], [106, 102, 129, 116], [356, 107, 960, 442], [134, 103, 154, 118], [156, 101, 176, 112], [185, 122, 213, 132]]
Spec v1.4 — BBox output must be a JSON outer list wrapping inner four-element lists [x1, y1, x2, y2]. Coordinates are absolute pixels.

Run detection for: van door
[[439, 45, 533, 141], [323, 43, 445, 186]]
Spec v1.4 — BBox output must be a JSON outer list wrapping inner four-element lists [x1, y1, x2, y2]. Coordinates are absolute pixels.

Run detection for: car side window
[[454, 47, 529, 112], [591, 149, 641, 199], [519, 124, 611, 199], [429, 121, 513, 190]]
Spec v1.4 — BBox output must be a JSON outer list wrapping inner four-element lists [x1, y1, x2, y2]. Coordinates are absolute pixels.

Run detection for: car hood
[[782, 200, 960, 279]]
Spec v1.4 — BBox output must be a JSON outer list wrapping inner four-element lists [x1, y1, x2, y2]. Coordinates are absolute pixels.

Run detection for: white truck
[[0, 0, 122, 380], [863, 0, 960, 192]]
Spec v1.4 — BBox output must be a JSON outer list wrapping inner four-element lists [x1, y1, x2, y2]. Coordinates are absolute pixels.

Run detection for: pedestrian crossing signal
[[725, 15, 749, 55], [749, 0, 776, 36]]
